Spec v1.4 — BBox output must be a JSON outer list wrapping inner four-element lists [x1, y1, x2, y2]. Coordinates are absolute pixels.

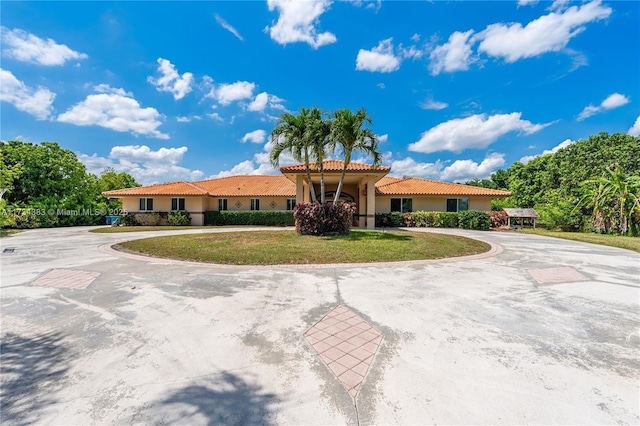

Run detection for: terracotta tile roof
[[102, 181, 208, 197], [193, 175, 296, 197], [280, 160, 390, 173], [375, 176, 511, 197]]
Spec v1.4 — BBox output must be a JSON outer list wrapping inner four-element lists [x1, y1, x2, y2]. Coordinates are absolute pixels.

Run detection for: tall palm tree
[[330, 108, 382, 204], [308, 107, 332, 203]]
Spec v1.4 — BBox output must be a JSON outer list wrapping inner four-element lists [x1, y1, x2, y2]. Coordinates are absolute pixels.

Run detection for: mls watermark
[[2, 208, 127, 216]]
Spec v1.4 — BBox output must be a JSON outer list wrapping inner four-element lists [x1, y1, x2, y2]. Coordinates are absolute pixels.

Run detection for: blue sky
[[1, 0, 638, 185]]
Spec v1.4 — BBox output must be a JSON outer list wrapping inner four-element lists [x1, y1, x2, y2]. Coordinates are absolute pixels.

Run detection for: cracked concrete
[[1, 226, 639, 425]]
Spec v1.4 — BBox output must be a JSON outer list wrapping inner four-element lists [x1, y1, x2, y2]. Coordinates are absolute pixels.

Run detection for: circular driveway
[[1, 226, 639, 425]]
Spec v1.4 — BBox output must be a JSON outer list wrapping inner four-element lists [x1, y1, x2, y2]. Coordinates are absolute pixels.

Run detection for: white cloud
[[627, 116, 640, 137], [208, 81, 256, 105], [176, 115, 201, 123], [57, 85, 168, 139], [410, 33, 421, 42], [78, 145, 204, 185], [0, 68, 56, 120], [266, 0, 337, 49], [429, 30, 475, 75], [377, 134, 388, 144], [477, 1, 612, 63], [389, 157, 444, 179], [0, 26, 88, 66], [242, 129, 267, 144], [419, 98, 449, 110], [577, 92, 630, 121], [519, 138, 574, 164], [214, 140, 295, 178], [247, 91, 286, 112], [214, 14, 244, 41], [439, 153, 506, 182], [356, 38, 401, 73], [147, 58, 194, 100], [409, 112, 548, 154], [377, 83, 385, 89], [207, 112, 224, 122], [517, 0, 539, 6]]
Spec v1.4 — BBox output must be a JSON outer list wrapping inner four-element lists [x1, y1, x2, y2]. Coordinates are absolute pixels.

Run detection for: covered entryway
[[279, 160, 390, 229]]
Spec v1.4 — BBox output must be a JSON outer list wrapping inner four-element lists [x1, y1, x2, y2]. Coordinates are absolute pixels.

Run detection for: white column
[[296, 175, 305, 204], [367, 176, 376, 229], [358, 178, 366, 228]]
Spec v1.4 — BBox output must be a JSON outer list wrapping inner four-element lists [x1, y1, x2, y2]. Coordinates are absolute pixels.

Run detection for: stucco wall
[[208, 197, 295, 211], [375, 196, 493, 213], [120, 196, 206, 225]]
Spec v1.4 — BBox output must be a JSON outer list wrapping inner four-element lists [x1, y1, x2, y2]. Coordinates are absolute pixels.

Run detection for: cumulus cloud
[[0, 68, 56, 119], [429, 30, 475, 75], [577, 92, 630, 121], [78, 145, 204, 185], [519, 138, 574, 164], [377, 134, 388, 144], [266, 0, 337, 49], [247, 91, 286, 112], [207, 81, 256, 105], [207, 112, 224, 122], [176, 115, 201, 123], [439, 153, 506, 182], [57, 85, 168, 139], [477, 0, 612, 63], [242, 129, 267, 144], [419, 98, 449, 110], [409, 112, 548, 154], [389, 157, 444, 179], [627, 116, 640, 137], [147, 58, 193, 100], [214, 14, 244, 41], [517, 0, 539, 6], [1, 26, 88, 66], [356, 38, 401, 73]]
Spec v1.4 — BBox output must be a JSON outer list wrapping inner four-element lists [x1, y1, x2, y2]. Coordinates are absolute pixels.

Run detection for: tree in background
[[1, 141, 139, 228], [329, 108, 381, 204]]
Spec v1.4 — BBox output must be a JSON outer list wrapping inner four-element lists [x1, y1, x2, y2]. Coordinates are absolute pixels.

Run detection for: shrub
[[167, 211, 191, 226], [375, 212, 405, 227], [294, 202, 356, 235], [122, 213, 139, 226], [458, 210, 491, 231], [204, 210, 295, 226], [136, 212, 161, 226], [489, 210, 509, 228]]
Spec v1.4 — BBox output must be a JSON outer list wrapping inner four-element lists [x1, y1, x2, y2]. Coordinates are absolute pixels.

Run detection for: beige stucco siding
[[120, 196, 206, 225], [208, 197, 294, 211]]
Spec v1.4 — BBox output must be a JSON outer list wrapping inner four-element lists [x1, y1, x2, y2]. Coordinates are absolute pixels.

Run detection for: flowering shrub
[[294, 202, 357, 235]]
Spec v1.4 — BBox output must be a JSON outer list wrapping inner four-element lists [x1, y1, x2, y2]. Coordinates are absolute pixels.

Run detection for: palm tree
[[330, 108, 382, 204], [270, 107, 331, 203], [576, 165, 640, 234], [307, 107, 332, 203]]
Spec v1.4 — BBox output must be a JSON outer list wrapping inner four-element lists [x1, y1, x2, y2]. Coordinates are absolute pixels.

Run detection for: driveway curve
[[1, 226, 638, 425]]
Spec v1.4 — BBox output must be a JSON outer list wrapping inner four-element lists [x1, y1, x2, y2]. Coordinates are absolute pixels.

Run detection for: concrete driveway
[[1, 226, 638, 425]]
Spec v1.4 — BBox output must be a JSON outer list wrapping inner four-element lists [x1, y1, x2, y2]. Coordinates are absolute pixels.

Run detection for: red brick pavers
[[305, 305, 383, 398], [528, 266, 588, 284], [31, 269, 100, 289]]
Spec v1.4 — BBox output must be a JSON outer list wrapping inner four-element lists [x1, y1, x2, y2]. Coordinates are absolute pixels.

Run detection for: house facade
[[102, 160, 511, 229]]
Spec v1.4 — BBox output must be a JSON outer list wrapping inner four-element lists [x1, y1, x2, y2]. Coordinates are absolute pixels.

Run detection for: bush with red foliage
[[490, 210, 509, 228], [293, 202, 357, 235]]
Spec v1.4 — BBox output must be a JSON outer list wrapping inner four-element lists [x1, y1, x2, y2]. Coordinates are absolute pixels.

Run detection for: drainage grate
[[31, 269, 100, 289], [3, 248, 15, 253]]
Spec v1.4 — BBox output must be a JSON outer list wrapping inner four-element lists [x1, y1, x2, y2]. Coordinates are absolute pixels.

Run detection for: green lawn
[[520, 229, 640, 253], [91, 226, 218, 233], [0, 229, 23, 237], [116, 230, 490, 265]]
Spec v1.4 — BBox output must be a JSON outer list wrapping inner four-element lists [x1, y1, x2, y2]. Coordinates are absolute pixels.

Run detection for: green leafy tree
[[329, 107, 381, 204], [94, 167, 140, 211]]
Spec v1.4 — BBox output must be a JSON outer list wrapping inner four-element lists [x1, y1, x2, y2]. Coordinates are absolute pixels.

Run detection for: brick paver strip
[[305, 305, 383, 398], [31, 269, 100, 289], [528, 266, 588, 284]]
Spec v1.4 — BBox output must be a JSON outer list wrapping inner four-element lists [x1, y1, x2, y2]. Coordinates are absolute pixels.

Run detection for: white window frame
[[390, 198, 412, 213], [286, 199, 296, 210], [250, 198, 260, 211], [171, 197, 186, 211], [218, 198, 228, 211], [139, 198, 153, 211]]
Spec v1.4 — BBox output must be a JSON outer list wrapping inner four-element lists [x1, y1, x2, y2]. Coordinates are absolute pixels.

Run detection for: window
[[447, 198, 469, 212], [250, 198, 260, 211], [139, 198, 153, 211], [286, 199, 296, 210], [218, 198, 227, 211], [390, 198, 412, 213], [171, 197, 186, 211]]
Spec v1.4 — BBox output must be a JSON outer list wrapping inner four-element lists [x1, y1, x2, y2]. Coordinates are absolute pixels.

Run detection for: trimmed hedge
[[167, 211, 191, 226], [458, 210, 491, 231], [205, 210, 294, 226], [294, 202, 356, 235], [375, 212, 405, 227]]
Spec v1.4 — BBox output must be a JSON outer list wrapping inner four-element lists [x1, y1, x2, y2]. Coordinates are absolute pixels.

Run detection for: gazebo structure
[[503, 208, 540, 229]]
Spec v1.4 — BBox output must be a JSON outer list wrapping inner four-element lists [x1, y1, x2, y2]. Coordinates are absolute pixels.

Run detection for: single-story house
[[102, 160, 511, 228]]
